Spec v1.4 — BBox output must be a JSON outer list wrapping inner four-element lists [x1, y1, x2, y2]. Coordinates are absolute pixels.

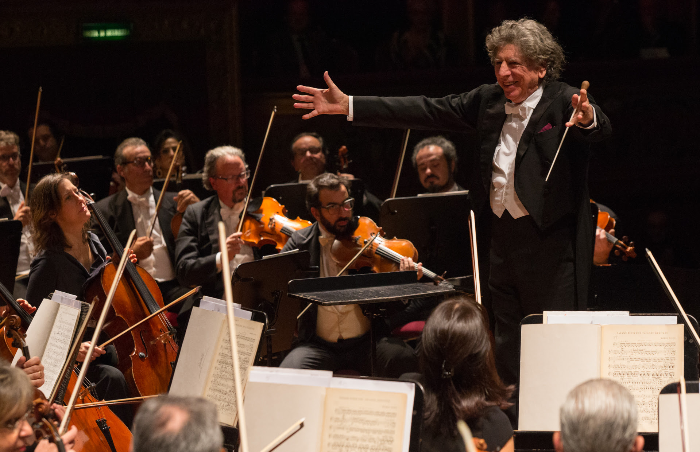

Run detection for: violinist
[[93, 138, 199, 305], [152, 129, 189, 179], [279, 173, 418, 378], [25, 173, 132, 427], [412, 136, 464, 194], [175, 146, 256, 299], [0, 362, 77, 452], [25, 121, 59, 164], [0, 131, 34, 299]]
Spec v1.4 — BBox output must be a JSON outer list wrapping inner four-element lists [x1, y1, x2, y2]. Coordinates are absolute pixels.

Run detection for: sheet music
[[203, 315, 263, 426], [11, 298, 60, 366], [320, 387, 407, 452], [37, 304, 80, 395], [600, 324, 684, 432]]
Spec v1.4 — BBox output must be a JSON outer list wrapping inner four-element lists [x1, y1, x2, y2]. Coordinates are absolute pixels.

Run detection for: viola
[[0, 283, 132, 452], [84, 193, 179, 397], [330, 216, 444, 283], [594, 207, 637, 260], [240, 197, 312, 251]]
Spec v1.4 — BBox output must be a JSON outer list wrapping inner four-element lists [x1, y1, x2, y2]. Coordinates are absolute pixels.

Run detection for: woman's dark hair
[[152, 129, 192, 171], [30, 173, 88, 253], [421, 296, 513, 436]]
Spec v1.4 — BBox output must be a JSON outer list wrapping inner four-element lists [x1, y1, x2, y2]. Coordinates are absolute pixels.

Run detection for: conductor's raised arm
[[293, 71, 350, 120]]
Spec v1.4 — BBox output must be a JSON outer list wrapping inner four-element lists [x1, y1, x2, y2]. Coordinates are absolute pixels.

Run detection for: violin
[[330, 216, 444, 283], [0, 283, 131, 452], [592, 202, 637, 260], [240, 197, 312, 251], [84, 192, 179, 397]]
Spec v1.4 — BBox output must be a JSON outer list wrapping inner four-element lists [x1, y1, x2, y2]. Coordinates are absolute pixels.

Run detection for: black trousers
[[489, 211, 576, 386]]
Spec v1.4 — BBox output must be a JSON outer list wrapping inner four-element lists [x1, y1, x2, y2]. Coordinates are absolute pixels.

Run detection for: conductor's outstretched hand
[[293, 72, 349, 120]]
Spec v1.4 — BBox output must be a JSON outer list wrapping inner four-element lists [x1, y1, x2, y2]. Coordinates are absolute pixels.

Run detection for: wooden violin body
[[241, 197, 312, 251], [591, 201, 637, 260]]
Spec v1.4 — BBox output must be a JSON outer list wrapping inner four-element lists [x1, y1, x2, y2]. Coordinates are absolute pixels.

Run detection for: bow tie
[[318, 235, 335, 247], [127, 194, 150, 208], [504, 103, 529, 120], [0, 184, 19, 199]]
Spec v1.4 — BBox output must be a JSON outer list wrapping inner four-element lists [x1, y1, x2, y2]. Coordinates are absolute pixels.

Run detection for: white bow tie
[[127, 194, 150, 208], [0, 183, 20, 200], [504, 103, 529, 120]]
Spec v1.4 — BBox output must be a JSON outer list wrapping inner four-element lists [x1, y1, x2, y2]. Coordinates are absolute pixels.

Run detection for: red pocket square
[[539, 123, 553, 133]]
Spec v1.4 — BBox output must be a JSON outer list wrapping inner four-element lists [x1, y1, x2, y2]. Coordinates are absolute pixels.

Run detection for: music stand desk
[[0, 220, 22, 294]]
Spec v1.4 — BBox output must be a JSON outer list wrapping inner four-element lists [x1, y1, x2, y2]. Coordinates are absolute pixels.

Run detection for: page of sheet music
[[202, 315, 263, 426], [600, 324, 684, 432], [37, 304, 80, 395], [319, 387, 407, 452], [11, 298, 60, 366]]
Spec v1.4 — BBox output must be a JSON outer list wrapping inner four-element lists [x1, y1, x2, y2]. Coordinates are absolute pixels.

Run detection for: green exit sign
[[81, 22, 132, 41]]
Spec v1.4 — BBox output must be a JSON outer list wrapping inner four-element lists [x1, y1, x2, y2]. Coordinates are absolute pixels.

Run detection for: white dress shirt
[[0, 181, 34, 274], [215, 199, 255, 274], [315, 223, 371, 343], [126, 187, 176, 282]]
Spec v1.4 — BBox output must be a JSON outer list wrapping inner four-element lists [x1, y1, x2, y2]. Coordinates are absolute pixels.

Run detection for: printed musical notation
[[39, 304, 80, 395]]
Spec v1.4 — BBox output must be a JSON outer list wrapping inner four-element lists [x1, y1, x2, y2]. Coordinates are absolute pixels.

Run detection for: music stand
[[287, 272, 456, 375], [0, 220, 22, 294], [263, 179, 372, 223], [231, 250, 317, 363], [152, 173, 209, 202], [32, 156, 113, 201], [380, 191, 472, 279]]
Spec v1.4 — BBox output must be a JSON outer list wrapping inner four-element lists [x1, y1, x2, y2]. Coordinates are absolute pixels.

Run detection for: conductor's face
[[311, 185, 353, 237], [210, 154, 249, 208], [494, 44, 546, 104]]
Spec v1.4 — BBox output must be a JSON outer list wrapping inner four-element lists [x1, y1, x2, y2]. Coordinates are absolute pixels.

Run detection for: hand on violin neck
[[400, 257, 423, 280], [174, 189, 199, 213], [77, 341, 105, 363], [17, 298, 37, 314], [34, 426, 78, 452], [109, 249, 140, 265], [18, 356, 45, 388], [293, 71, 350, 120], [132, 237, 154, 261], [593, 227, 614, 266]]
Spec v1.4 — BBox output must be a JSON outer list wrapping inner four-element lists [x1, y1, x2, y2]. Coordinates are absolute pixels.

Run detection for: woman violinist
[[0, 363, 77, 452], [24, 173, 133, 427]]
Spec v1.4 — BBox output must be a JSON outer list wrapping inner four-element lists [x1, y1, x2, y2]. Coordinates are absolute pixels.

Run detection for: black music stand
[[287, 271, 456, 376], [231, 250, 317, 364], [0, 220, 22, 295], [152, 173, 209, 202], [380, 191, 472, 279], [32, 156, 113, 201], [264, 179, 373, 223]]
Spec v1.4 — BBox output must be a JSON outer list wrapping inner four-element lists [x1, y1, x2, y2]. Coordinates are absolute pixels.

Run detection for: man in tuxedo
[[279, 172, 418, 378], [0, 131, 34, 298], [93, 137, 199, 305], [175, 146, 255, 299], [412, 135, 464, 193], [292, 18, 612, 385]]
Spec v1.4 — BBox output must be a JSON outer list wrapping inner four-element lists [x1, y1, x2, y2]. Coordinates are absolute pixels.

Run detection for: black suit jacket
[[0, 181, 29, 220], [354, 81, 612, 307], [92, 188, 179, 266]]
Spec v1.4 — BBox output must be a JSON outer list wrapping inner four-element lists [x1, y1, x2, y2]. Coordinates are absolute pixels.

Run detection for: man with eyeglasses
[[93, 137, 199, 307], [278, 172, 418, 378], [175, 146, 256, 300], [0, 131, 35, 299]]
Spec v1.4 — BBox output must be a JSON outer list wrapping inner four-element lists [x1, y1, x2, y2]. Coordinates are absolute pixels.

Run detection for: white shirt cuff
[[215, 252, 222, 272], [577, 108, 597, 129], [347, 96, 353, 121]]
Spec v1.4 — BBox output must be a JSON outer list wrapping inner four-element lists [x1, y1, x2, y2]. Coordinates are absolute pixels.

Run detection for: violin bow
[[677, 376, 690, 452], [389, 129, 411, 199], [468, 210, 482, 304], [59, 230, 136, 435], [25, 87, 43, 201], [545, 81, 589, 182], [218, 222, 250, 452], [147, 140, 182, 238], [237, 107, 277, 234]]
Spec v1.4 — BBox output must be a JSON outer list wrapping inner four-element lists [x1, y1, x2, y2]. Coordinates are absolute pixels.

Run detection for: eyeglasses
[[1, 409, 31, 432], [215, 168, 251, 183], [292, 146, 323, 157], [0, 152, 20, 163], [319, 198, 354, 215], [122, 157, 153, 168]]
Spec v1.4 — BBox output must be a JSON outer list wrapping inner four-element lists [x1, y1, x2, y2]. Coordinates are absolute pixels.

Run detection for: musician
[[175, 146, 256, 299], [554, 379, 644, 452], [0, 363, 78, 452], [293, 18, 612, 386], [93, 137, 199, 305], [131, 396, 223, 452], [279, 173, 418, 378], [408, 296, 514, 452], [26, 121, 60, 164], [25, 173, 132, 427], [412, 136, 464, 193], [0, 131, 34, 299], [152, 129, 190, 179]]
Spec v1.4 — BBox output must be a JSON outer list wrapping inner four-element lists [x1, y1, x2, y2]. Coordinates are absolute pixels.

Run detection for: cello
[[83, 192, 179, 397]]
